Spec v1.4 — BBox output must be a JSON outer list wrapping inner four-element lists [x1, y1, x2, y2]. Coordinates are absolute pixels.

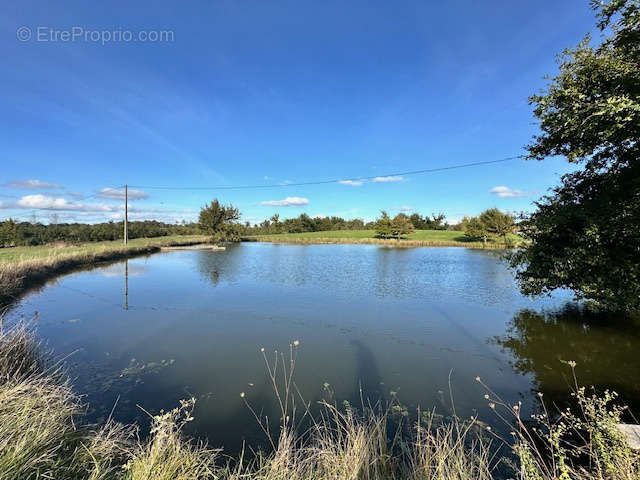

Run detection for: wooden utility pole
[[124, 184, 128, 245]]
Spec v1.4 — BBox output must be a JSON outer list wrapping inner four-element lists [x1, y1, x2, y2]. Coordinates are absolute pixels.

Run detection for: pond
[[7, 243, 640, 451]]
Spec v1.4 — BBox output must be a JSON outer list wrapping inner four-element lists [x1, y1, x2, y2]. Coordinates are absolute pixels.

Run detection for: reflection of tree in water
[[195, 246, 242, 286], [493, 303, 640, 411]]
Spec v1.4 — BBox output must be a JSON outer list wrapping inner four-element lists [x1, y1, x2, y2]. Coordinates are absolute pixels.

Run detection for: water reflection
[[8, 244, 585, 452], [493, 304, 640, 411], [194, 246, 240, 286], [350, 339, 383, 401], [100, 262, 149, 278]]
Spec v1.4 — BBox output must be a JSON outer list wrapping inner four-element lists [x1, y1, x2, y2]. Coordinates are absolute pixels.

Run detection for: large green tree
[[198, 199, 241, 242], [374, 211, 393, 238], [511, 0, 640, 311], [479, 208, 515, 242], [391, 213, 415, 240], [462, 216, 490, 245]]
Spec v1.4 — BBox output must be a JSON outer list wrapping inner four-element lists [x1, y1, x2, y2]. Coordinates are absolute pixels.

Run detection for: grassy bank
[[0, 235, 208, 306], [244, 229, 520, 248], [1, 322, 638, 480]]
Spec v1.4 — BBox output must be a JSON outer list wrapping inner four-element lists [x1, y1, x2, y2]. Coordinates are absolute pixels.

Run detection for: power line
[[128, 155, 525, 191]]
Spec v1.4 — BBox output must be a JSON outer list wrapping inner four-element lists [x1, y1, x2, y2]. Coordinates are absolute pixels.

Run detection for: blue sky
[[1, 0, 596, 224]]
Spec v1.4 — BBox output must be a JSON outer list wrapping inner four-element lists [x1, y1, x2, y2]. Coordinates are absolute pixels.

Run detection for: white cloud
[[12, 194, 115, 212], [261, 197, 309, 207], [373, 176, 403, 183], [6, 179, 63, 189], [98, 187, 149, 200], [490, 186, 529, 198], [17, 195, 77, 210], [338, 180, 364, 187]]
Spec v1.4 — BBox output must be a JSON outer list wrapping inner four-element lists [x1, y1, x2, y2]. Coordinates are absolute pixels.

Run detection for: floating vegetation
[[120, 358, 175, 378]]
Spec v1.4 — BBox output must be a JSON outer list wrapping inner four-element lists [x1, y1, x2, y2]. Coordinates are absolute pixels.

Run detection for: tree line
[[459, 208, 515, 245], [0, 219, 200, 247], [371, 208, 515, 242], [246, 213, 367, 234], [0, 206, 511, 248], [244, 211, 449, 235]]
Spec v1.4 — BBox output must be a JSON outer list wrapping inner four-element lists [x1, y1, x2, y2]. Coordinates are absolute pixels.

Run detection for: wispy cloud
[[338, 180, 363, 187], [6, 179, 63, 189], [261, 197, 309, 207], [373, 176, 403, 183], [65, 192, 86, 200], [98, 187, 149, 200], [490, 186, 529, 198], [391, 205, 413, 212]]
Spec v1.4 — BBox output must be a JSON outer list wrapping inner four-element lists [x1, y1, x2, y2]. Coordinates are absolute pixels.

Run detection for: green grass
[[0, 235, 208, 263], [245, 229, 520, 248], [0, 235, 208, 306]]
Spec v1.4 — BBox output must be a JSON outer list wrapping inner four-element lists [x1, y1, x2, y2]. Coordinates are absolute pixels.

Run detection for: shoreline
[[243, 235, 512, 249], [0, 235, 208, 307]]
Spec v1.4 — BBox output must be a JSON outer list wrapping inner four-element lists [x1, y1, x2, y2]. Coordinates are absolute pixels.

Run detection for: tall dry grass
[[0, 321, 134, 480]]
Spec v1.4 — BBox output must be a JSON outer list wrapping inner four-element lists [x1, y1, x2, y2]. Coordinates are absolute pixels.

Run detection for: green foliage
[[246, 211, 449, 236], [512, 0, 640, 311], [0, 219, 200, 248], [479, 208, 515, 240], [249, 213, 367, 234], [374, 211, 394, 238], [198, 199, 241, 242], [460, 209, 514, 244], [391, 213, 415, 240], [462, 217, 490, 243], [408, 213, 448, 230], [374, 212, 416, 239]]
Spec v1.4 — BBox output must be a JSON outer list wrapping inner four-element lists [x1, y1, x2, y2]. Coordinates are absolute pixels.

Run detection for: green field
[[246, 229, 519, 247], [0, 235, 208, 264]]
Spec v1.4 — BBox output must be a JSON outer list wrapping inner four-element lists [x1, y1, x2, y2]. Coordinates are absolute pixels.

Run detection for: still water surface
[[8, 243, 640, 450]]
